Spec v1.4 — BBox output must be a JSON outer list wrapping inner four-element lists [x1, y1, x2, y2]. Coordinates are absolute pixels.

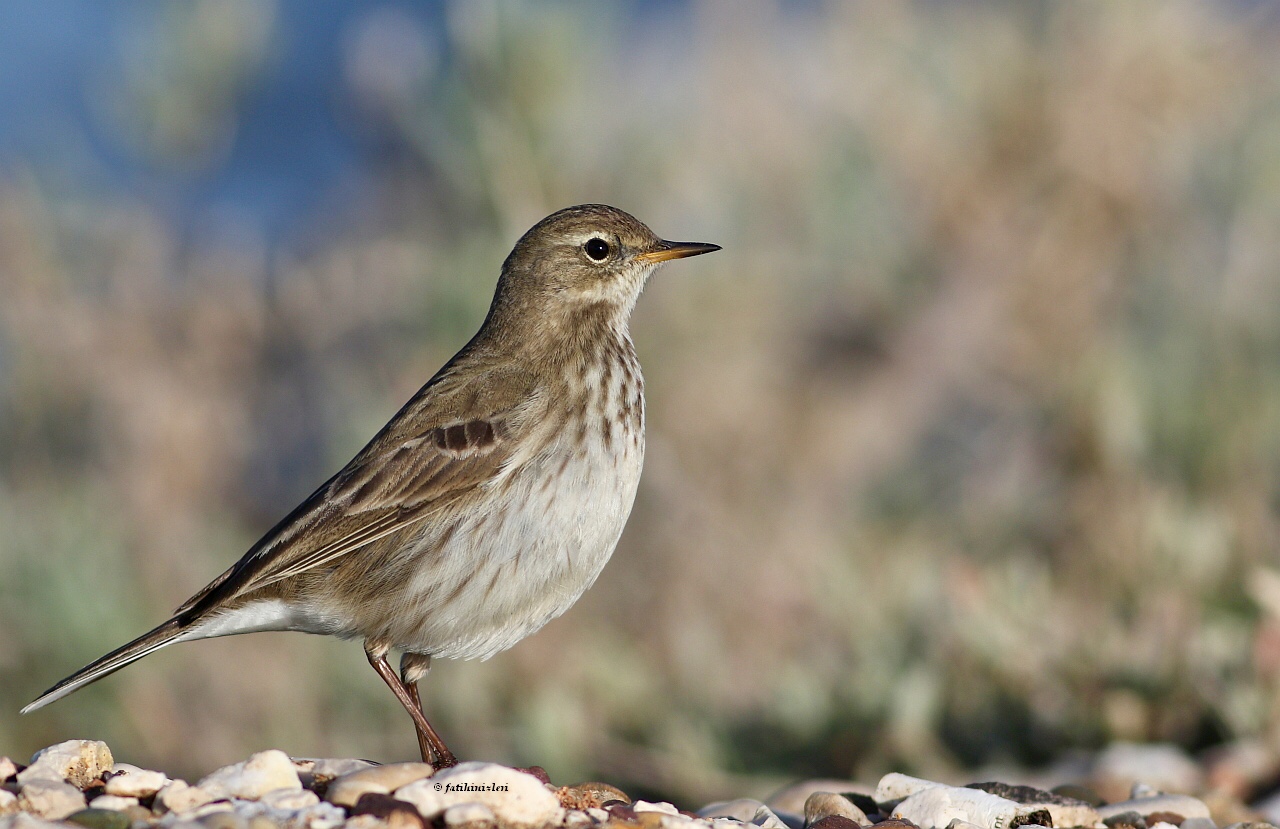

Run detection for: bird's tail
[[21, 618, 186, 714]]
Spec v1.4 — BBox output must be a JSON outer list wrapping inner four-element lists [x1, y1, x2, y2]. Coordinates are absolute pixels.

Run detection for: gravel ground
[[3, 741, 1280, 829]]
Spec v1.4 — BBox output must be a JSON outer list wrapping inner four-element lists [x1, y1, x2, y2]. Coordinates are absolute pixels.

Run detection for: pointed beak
[[637, 240, 722, 263]]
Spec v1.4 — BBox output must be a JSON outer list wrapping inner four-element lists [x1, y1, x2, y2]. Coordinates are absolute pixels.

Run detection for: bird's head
[[496, 204, 719, 323]]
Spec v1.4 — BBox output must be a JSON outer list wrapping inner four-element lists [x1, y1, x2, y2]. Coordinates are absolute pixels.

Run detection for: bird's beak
[[637, 240, 721, 263]]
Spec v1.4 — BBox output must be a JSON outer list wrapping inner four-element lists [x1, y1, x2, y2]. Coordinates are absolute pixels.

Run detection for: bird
[[22, 204, 719, 767]]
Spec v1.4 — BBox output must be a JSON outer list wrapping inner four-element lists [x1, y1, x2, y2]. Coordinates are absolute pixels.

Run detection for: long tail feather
[[21, 618, 185, 714]]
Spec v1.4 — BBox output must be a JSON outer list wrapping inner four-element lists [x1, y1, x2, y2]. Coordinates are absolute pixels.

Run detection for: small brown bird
[[23, 204, 719, 766]]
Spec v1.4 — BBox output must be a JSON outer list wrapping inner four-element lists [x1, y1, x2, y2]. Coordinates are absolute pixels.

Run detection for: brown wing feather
[[176, 356, 536, 619]]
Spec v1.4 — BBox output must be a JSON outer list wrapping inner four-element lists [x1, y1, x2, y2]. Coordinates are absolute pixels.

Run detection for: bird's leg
[[401, 652, 456, 768], [363, 642, 457, 767]]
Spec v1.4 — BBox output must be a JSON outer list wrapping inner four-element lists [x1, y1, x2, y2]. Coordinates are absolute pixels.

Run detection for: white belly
[[395, 421, 644, 659]]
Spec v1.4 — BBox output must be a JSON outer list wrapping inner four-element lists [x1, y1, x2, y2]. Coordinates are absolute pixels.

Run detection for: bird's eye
[[584, 238, 611, 261]]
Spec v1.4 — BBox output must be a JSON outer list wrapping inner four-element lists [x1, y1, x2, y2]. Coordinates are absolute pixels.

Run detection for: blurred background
[[2, 0, 1280, 806]]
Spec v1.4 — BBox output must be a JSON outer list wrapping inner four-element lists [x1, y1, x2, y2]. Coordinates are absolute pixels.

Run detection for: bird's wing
[[176, 366, 535, 618]]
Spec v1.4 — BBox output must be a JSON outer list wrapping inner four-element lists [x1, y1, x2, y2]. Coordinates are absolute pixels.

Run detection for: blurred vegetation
[[3, 0, 1280, 806]]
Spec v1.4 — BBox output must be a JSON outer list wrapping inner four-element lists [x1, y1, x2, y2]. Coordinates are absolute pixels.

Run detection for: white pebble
[[282, 801, 346, 829], [698, 800, 770, 821], [710, 819, 748, 829], [89, 794, 140, 811], [635, 801, 682, 816], [3, 814, 73, 829], [0, 789, 16, 815], [749, 805, 789, 829], [105, 763, 169, 798], [394, 762, 563, 829], [563, 811, 597, 829], [658, 816, 711, 829], [199, 750, 301, 801], [259, 789, 320, 811], [183, 801, 237, 820], [343, 817, 386, 829], [156, 780, 218, 814], [1181, 819, 1217, 829], [893, 785, 1047, 829], [875, 773, 942, 804], [19, 740, 113, 789], [0, 758, 17, 781], [444, 802, 497, 827], [325, 762, 434, 807], [17, 778, 86, 820]]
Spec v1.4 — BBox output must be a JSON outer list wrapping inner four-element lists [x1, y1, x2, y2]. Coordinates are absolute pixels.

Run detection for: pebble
[[276, 801, 346, 829], [349, 793, 419, 820], [2, 738, 1268, 829], [804, 793, 869, 827], [325, 763, 434, 807], [197, 813, 248, 829], [65, 808, 131, 829], [965, 782, 1101, 828], [18, 777, 87, 820], [87, 796, 139, 811], [700, 800, 772, 822], [394, 762, 564, 829], [892, 784, 1051, 829], [105, 763, 169, 798], [293, 760, 377, 782], [809, 818, 862, 829], [557, 782, 631, 810], [198, 751, 301, 801], [156, 780, 218, 814], [876, 774, 942, 805], [750, 805, 793, 829], [668, 813, 714, 829], [1103, 810, 1147, 829], [442, 802, 497, 828], [18, 741, 113, 789], [185, 802, 237, 821], [1180, 819, 1217, 829], [562, 812, 595, 829], [701, 800, 800, 828], [769, 783, 874, 818], [1251, 787, 1280, 826], [258, 789, 319, 811], [343, 817, 384, 829], [2, 815, 73, 829], [1095, 744, 1204, 798], [1098, 795, 1212, 822]]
